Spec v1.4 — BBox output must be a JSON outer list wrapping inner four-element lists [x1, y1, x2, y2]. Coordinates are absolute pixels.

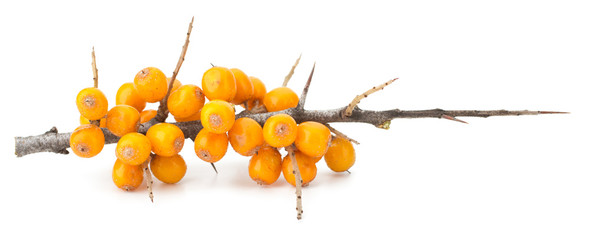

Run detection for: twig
[[297, 62, 315, 110], [91, 47, 98, 88], [325, 123, 360, 145], [15, 109, 567, 157], [286, 145, 303, 220], [210, 162, 218, 174], [282, 53, 302, 87], [344, 78, 398, 117], [155, 17, 195, 122], [142, 159, 154, 203]]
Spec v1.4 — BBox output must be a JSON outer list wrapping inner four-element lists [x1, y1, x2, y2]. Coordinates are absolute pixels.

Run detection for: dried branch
[[286, 145, 303, 220], [344, 78, 398, 117], [14, 108, 567, 157], [91, 47, 98, 88], [282, 53, 302, 87], [142, 159, 154, 203], [155, 17, 195, 122], [297, 62, 315, 110], [325, 123, 359, 145]]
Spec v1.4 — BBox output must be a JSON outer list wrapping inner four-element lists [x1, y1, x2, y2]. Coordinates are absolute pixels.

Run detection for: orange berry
[[76, 87, 108, 120], [174, 110, 201, 122], [228, 117, 264, 156], [229, 68, 254, 105], [69, 124, 105, 158], [116, 82, 146, 112], [248, 147, 282, 185], [167, 84, 205, 119], [139, 109, 157, 124], [282, 151, 317, 187], [202, 66, 236, 102], [200, 100, 235, 134], [324, 136, 356, 172], [134, 67, 168, 103], [106, 105, 140, 137], [244, 76, 267, 110], [146, 123, 185, 157], [262, 114, 297, 148], [112, 159, 144, 191], [167, 78, 182, 93], [294, 121, 332, 158], [115, 132, 152, 166], [150, 154, 187, 184], [79, 115, 106, 127], [193, 128, 228, 163], [263, 87, 298, 112]]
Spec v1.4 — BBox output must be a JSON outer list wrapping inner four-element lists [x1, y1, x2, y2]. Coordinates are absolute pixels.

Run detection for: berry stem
[[155, 17, 195, 122], [286, 145, 303, 220], [282, 53, 302, 87]]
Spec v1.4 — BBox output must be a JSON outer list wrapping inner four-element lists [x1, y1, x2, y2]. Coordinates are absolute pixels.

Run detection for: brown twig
[[155, 17, 195, 122], [325, 123, 359, 145], [282, 53, 302, 87], [344, 78, 398, 117], [91, 47, 98, 88], [286, 145, 303, 220], [142, 159, 154, 203]]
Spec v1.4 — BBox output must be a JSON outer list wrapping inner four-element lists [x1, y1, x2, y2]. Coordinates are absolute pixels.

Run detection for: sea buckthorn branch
[[285, 145, 304, 220], [154, 17, 195, 123]]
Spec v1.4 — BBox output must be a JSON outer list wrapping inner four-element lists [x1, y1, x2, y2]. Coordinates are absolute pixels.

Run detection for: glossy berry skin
[[146, 123, 185, 157], [200, 100, 235, 134], [194, 128, 228, 163], [245, 76, 267, 110], [167, 84, 205, 119], [262, 114, 297, 148], [79, 115, 106, 127], [115, 132, 152, 166], [228, 117, 264, 156], [248, 147, 282, 185], [70, 124, 105, 158], [76, 87, 108, 120], [174, 110, 201, 122], [263, 87, 298, 112], [295, 121, 332, 158], [134, 67, 168, 103], [106, 105, 140, 137], [324, 136, 356, 172], [112, 159, 144, 191], [116, 82, 146, 112], [150, 154, 187, 184], [139, 109, 157, 124], [202, 66, 237, 102], [229, 68, 254, 105], [282, 151, 317, 187]]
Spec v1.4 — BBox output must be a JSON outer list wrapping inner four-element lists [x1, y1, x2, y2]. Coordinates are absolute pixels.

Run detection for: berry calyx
[[193, 128, 228, 163], [115, 132, 152, 166], [262, 113, 297, 148], [200, 100, 235, 134]]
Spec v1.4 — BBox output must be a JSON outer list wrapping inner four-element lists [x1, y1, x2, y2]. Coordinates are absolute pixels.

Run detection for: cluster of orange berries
[[71, 65, 356, 192]]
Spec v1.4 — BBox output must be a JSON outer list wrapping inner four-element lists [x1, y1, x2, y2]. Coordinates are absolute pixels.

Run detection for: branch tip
[[282, 53, 302, 87]]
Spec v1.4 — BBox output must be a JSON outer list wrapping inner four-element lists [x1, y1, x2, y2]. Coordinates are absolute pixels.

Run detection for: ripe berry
[[146, 123, 185, 157], [106, 105, 140, 137], [282, 151, 317, 187], [112, 159, 144, 191], [229, 68, 254, 105], [324, 136, 356, 172], [244, 76, 267, 110], [194, 128, 228, 163], [139, 109, 157, 124], [228, 117, 264, 156], [262, 114, 297, 148], [202, 66, 237, 102], [248, 147, 282, 185], [263, 87, 298, 112], [167, 84, 205, 119], [70, 124, 105, 158], [150, 154, 187, 184], [116, 82, 146, 112], [294, 121, 332, 158], [115, 132, 152, 166], [174, 110, 201, 122], [200, 100, 235, 134], [76, 87, 108, 120], [134, 67, 168, 103], [79, 115, 106, 127]]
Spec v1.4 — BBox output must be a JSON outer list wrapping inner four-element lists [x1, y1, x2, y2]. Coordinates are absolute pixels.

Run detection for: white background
[[1, 0, 588, 239]]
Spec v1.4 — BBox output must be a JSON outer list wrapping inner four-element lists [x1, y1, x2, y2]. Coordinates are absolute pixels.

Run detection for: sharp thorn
[[210, 63, 215, 67], [346, 170, 351, 174], [442, 114, 469, 124], [539, 111, 570, 114], [210, 162, 218, 174]]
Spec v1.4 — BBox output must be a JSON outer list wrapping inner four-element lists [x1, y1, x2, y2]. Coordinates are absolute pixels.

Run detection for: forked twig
[[155, 17, 195, 122], [282, 53, 302, 87], [344, 78, 398, 117]]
